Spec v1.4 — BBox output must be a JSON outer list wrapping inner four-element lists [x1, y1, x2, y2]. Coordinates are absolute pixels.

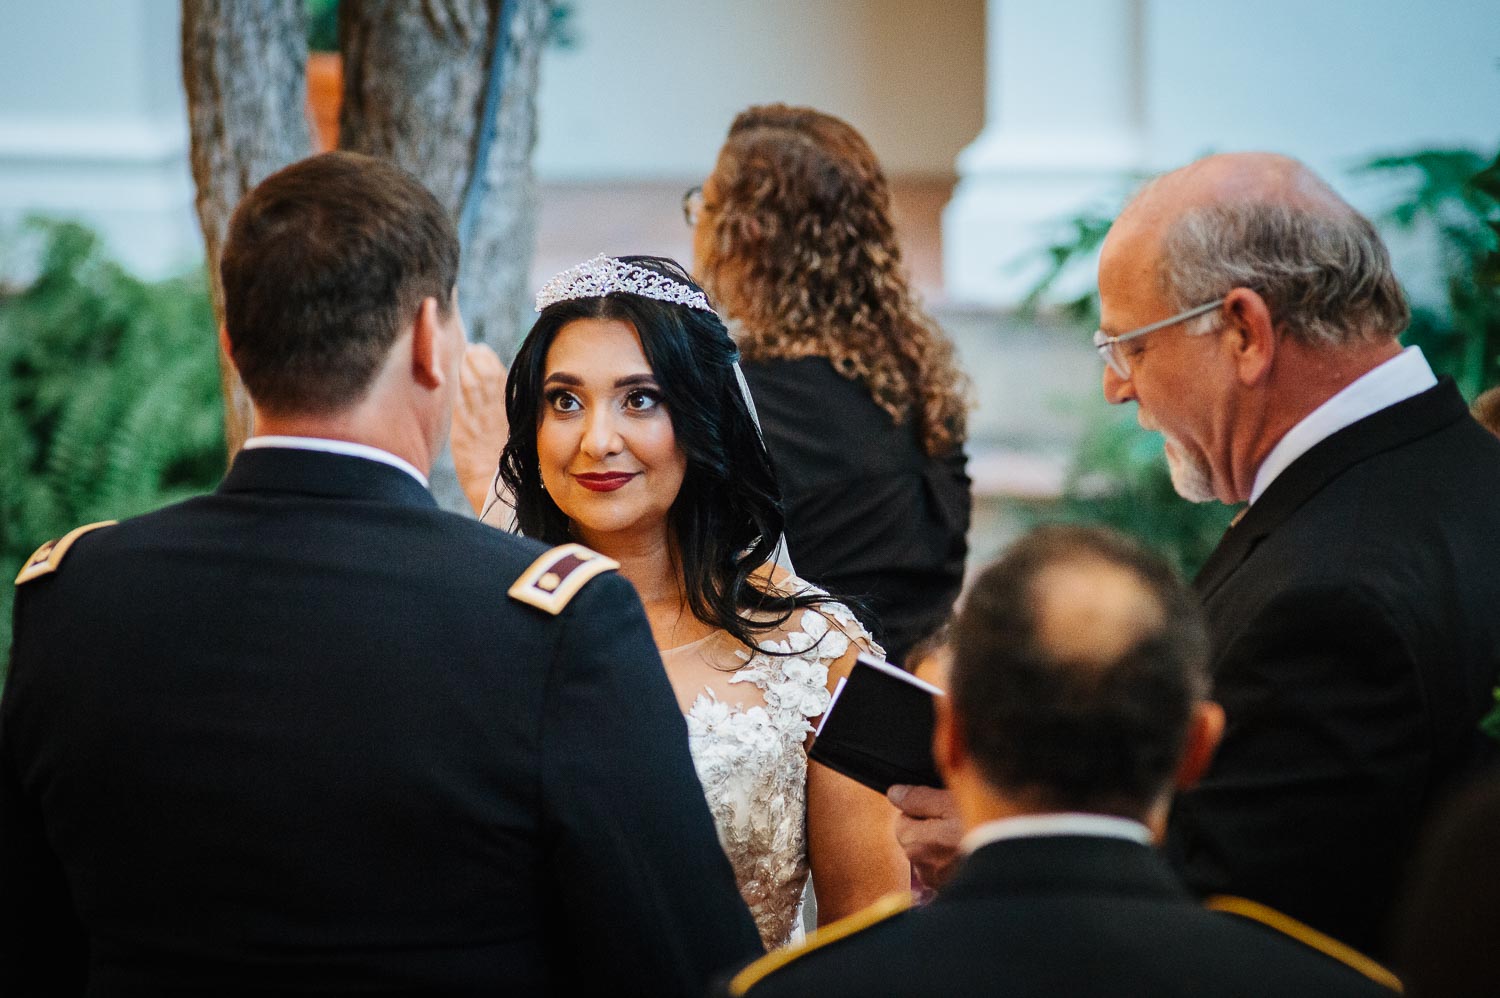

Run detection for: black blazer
[[1, 447, 761, 996], [724, 835, 1393, 997], [741, 357, 971, 665], [1169, 378, 1500, 959]]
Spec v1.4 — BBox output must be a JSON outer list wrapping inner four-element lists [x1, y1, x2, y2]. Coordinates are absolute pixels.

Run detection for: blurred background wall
[[947, 0, 1500, 305], [4, 0, 1494, 300]]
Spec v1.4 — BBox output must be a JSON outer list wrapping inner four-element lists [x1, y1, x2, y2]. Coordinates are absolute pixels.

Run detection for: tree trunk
[[457, 0, 547, 358], [182, 0, 547, 511], [339, 0, 547, 510], [181, 0, 313, 458], [340, 0, 545, 355]]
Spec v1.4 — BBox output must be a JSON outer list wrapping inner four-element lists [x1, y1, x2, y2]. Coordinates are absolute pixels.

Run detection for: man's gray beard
[[1163, 436, 1217, 504]]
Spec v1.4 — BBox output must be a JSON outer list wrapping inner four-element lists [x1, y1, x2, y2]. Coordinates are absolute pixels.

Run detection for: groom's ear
[[410, 296, 445, 390], [218, 325, 237, 371]]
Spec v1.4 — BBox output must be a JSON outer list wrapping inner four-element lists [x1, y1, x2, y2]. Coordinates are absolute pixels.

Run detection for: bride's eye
[[624, 388, 663, 413], [544, 389, 581, 414]]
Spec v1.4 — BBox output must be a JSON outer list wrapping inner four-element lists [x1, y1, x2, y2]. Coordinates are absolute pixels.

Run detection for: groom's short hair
[[950, 525, 1210, 818], [221, 151, 459, 415]]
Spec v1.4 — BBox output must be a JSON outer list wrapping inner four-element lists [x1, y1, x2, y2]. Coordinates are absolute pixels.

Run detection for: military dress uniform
[[720, 833, 1399, 997], [1, 445, 761, 996]]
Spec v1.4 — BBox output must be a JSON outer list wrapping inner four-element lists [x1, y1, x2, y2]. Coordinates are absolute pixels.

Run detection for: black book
[[808, 652, 945, 794]]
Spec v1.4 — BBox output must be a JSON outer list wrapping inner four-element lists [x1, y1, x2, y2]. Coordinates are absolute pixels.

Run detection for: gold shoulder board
[[15, 520, 118, 586], [507, 542, 620, 615], [729, 892, 912, 996], [1205, 895, 1403, 992]]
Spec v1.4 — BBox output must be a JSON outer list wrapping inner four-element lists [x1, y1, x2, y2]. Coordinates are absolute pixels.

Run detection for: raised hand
[[451, 342, 509, 517]]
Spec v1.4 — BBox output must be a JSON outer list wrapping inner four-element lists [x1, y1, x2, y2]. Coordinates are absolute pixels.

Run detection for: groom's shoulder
[[439, 524, 624, 616], [431, 515, 543, 569]]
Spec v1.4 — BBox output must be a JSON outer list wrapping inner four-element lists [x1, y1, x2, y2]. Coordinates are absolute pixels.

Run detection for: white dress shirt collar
[[241, 435, 429, 488], [959, 812, 1153, 855], [1250, 346, 1436, 505]]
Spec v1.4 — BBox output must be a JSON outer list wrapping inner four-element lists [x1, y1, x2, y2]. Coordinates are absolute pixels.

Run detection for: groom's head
[[220, 151, 461, 418]]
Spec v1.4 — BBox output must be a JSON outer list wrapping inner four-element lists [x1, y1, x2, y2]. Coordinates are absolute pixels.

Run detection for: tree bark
[[181, 0, 312, 457], [339, 1, 491, 217], [340, 0, 547, 510], [181, 0, 546, 510], [340, 0, 545, 355], [457, 0, 547, 357]]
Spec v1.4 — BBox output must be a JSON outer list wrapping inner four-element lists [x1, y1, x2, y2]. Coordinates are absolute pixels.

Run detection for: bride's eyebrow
[[542, 372, 657, 389], [614, 374, 659, 389]]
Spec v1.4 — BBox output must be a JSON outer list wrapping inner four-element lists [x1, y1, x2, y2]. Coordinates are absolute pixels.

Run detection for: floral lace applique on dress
[[679, 591, 874, 949]]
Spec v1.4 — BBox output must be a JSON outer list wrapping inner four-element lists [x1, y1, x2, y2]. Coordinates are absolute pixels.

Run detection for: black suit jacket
[[741, 357, 971, 664], [724, 835, 1393, 997], [1, 447, 761, 996], [1169, 378, 1500, 958]]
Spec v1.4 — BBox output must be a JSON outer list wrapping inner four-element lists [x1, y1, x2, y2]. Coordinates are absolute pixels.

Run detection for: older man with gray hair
[[1093, 151, 1500, 959]]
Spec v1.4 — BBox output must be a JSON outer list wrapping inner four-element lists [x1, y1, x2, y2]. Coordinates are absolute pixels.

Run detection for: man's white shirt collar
[[242, 436, 429, 488], [1250, 346, 1436, 505], [960, 813, 1153, 855]]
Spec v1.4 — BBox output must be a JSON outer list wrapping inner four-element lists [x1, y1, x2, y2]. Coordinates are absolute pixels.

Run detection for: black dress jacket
[[1, 447, 761, 996], [725, 835, 1393, 997], [1170, 378, 1500, 958], [741, 357, 971, 664]]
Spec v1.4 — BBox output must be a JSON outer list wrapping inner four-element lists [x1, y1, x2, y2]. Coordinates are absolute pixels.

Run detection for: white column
[[942, 0, 1145, 306], [0, 1, 200, 279]]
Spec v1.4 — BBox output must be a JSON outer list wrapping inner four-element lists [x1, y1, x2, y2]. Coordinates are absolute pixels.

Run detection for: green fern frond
[[1, 219, 224, 673]]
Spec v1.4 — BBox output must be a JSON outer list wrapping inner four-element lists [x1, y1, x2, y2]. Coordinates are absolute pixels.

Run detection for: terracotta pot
[[306, 52, 342, 152]]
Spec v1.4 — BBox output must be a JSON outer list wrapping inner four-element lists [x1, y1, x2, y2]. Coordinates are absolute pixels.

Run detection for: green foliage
[[1, 220, 224, 669], [304, 2, 577, 53], [1015, 208, 1115, 329], [548, 4, 579, 50], [1042, 406, 1236, 578], [1483, 689, 1500, 746], [1019, 145, 1500, 577], [1360, 150, 1500, 398], [305, 0, 339, 53], [1476, 151, 1500, 287]]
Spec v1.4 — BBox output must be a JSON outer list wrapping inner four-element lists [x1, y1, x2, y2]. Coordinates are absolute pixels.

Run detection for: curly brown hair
[[695, 104, 969, 456]]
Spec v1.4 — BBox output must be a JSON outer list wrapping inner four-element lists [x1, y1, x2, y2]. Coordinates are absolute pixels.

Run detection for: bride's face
[[535, 317, 688, 547]]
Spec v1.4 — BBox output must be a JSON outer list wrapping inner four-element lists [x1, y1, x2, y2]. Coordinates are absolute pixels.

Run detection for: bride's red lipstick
[[574, 472, 637, 492]]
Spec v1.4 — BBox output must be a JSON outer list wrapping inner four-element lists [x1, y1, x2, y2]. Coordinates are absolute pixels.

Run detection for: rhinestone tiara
[[534, 253, 715, 314]]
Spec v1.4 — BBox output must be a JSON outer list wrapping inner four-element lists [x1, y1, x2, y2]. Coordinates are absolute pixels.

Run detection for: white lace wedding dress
[[660, 592, 874, 949]]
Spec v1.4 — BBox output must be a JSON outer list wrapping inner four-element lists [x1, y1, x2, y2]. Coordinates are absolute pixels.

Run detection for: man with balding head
[[1094, 152, 1500, 958], [725, 526, 1395, 997]]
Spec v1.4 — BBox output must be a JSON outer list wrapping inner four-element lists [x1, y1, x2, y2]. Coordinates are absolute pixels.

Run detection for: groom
[[1, 152, 760, 995]]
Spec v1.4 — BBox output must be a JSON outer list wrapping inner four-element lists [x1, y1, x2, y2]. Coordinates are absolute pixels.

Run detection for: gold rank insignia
[[14, 520, 118, 586], [728, 891, 912, 995], [1205, 895, 1403, 992], [507, 542, 620, 615]]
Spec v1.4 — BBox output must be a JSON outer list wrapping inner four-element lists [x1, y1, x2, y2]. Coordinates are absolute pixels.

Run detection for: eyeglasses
[[1092, 298, 1224, 379], [682, 185, 704, 227]]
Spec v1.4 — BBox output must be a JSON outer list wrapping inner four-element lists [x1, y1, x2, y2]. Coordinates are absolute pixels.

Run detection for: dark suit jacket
[[741, 357, 971, 664], [1169, 378, 1500, 959], [724, 835, 1393, 997], [1, 447, 761, 996]]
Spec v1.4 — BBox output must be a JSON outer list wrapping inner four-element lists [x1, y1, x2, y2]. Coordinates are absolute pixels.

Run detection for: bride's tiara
[[534, 253, 715, 314]]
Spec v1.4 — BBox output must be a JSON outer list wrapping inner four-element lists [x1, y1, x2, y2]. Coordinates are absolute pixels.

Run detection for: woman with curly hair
[[688, 104, 972, 665]]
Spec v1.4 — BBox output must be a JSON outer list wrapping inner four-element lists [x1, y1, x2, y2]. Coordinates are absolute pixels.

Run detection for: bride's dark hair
[[499, 256, 845, 650]]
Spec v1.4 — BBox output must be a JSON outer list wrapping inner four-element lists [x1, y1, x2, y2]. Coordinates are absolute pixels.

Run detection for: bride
[[478, 254, 909, 947]]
